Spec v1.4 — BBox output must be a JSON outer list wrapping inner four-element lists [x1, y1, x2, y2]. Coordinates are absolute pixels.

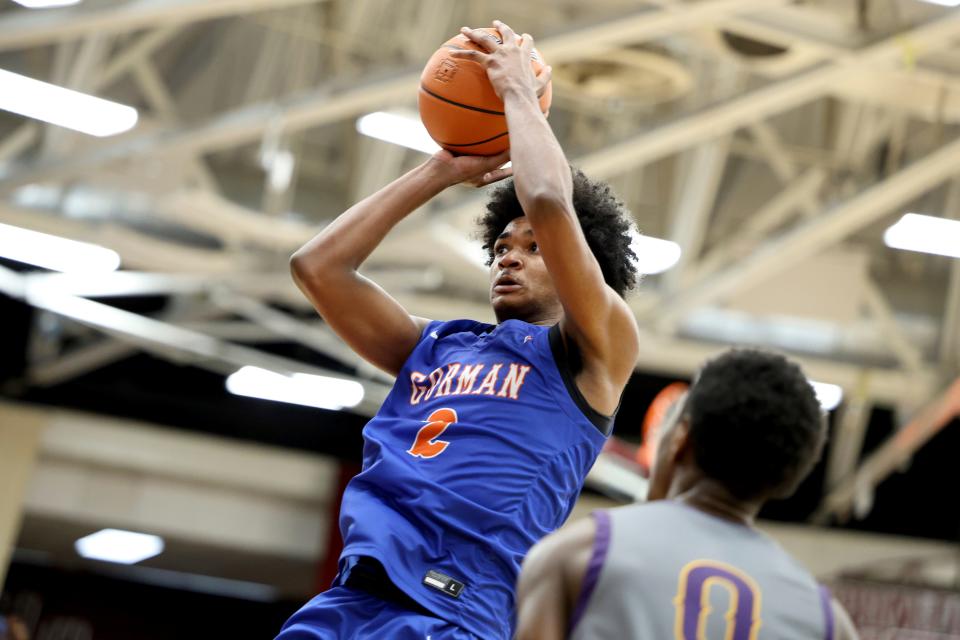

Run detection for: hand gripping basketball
[[418, 20, 552, 156], [452, 21, 545, 101]]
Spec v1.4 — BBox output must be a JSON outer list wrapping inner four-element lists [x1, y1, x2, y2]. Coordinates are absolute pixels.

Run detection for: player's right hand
[[427, 148, 512, 188]]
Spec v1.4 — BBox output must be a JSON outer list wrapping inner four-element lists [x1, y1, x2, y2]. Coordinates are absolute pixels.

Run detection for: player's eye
[[495, 244, 508, 255], [529, 242, 538, 253]]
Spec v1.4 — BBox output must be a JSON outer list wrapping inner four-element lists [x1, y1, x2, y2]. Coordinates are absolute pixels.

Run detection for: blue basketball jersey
[[337, 318, 610, 639]]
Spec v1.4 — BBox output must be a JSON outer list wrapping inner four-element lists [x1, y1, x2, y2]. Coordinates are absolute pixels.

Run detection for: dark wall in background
[[2, 562, 300, 640]]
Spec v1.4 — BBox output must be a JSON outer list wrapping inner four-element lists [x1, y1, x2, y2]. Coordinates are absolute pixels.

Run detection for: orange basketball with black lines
[[419, 28, 552, 156]]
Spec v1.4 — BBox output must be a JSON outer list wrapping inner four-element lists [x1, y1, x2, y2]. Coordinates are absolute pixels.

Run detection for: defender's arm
[[833, 598, 860, 640], [515, 517, 596, 640]]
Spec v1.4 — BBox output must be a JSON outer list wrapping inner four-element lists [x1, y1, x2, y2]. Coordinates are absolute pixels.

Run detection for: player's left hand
[[449, 21, 548, 102], [427, 148, 513, 188]]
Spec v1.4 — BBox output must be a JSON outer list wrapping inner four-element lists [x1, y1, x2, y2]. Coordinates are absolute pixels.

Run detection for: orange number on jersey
[[407, 408, 458, 459]]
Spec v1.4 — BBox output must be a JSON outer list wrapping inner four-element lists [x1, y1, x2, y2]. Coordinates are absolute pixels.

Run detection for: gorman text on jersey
[[409, 362, 532, 404]]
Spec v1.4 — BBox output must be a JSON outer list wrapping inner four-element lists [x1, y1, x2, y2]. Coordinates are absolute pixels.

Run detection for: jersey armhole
[[548, 324, 616, 435], [418, 319, 441, 341], [568, 510, 612, 634]]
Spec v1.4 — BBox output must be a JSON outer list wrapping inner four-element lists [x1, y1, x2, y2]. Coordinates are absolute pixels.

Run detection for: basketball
[[418, 28, 553, 156]]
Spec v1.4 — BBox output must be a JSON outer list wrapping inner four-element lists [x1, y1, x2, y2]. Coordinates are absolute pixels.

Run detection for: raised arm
[[452, 23, 640, 413], [515, 516, 595, 640], [291, 151, 510, 376]]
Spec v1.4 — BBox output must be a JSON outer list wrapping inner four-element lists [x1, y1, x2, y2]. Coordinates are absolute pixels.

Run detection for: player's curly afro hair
[[477, 169, 639, 297], [685, 349, 827, 501]]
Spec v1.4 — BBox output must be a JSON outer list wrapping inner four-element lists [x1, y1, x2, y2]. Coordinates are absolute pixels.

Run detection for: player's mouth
[[493, 274, 522, 294]]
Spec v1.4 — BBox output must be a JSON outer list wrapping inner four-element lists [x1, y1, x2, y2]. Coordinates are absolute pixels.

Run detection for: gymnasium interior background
[[0, 0, 959, 638]]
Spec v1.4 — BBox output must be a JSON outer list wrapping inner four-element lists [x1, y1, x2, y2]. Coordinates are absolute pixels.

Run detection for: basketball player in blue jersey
[[515, 349, 860, 640], [277, 20, 641, 640]]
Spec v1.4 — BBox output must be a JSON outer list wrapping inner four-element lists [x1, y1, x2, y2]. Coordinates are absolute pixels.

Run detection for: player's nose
[[497, 248, 522, 269]]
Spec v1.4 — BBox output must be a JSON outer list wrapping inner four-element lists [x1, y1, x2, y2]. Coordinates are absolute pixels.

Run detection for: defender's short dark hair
[[685, 349, 826, 501], [477, 169, 638, 297]]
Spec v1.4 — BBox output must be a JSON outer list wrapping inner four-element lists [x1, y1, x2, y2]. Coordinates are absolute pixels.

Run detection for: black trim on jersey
[[548, 324, 616, 436]]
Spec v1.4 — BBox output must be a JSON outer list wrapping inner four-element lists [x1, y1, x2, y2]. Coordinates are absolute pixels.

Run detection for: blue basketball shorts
[[275, 586, 479, 640]]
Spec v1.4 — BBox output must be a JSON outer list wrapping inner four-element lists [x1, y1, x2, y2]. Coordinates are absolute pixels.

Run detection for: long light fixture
[[0, 222, 121, 273], [884, 213, 960, 259], [226, 366, 364, 410], [13, 0, 82, 6], [356, 111, 441, 155], [75, 529, 164, 564], [919, 0, 960, 7], [0, 69, 138, 137], [629, 230, 682, 275], [809, 380, 843, 411]]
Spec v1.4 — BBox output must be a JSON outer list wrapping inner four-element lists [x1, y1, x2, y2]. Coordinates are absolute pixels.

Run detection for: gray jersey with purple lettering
[[569, 501, 833, 640]]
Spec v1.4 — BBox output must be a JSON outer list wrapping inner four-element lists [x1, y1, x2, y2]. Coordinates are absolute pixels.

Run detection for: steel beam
[[0, 0, 794, 190], [0, 0, 325, 53], [649, 132, 960, 327], [28, 339, 137, 387], [684, 167, 826, 286], [156, 190, 313, 251], [208, 288, 394, 383], [862, 281, 925, 373], [5, 3, 960, 195], [824, 372, 873, 493], [4, 271, 392, 415], [816, 377, 960, 522], [944, 259, 960, 372], [130, 60, 221, 191], [941, 180, 960, 372], [662, 137, 730, 292], [573, 10, 960, 179], [20, 271, 312, 313], [0, 26, 183, 167], [747, 122, 824, 219], [100, 26, 182, 87], [27, 304, 232, 386], [0, 124, 38, 165], [0, 204, 237, 273]]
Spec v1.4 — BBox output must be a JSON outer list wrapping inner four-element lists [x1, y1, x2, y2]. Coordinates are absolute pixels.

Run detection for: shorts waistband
[[338, 555, 434, 617]]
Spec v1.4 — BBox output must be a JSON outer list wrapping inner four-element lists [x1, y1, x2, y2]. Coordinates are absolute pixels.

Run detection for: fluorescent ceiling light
[[0, 222, 121, 274], [75, 529, 164, 564], [682, 308, 839, 355], [226, 366, 364, 410], [356, 111, 441, 155], [919, 0, 960, 6], [0, 68, 137, 137], [884, 213, 960, 259], [809, 380, 843, 411], [629, 230, 682, 275], [267, 149, 296, 192], [13, 0, 82, 6]]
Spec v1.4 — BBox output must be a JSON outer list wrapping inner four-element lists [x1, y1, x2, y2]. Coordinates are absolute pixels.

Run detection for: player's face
[[489, 217, 562, 323], [647, 393, 689, 501]]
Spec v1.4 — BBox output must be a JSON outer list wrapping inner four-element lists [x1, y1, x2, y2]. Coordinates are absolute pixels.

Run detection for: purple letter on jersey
[[674, 560, 762, 640]]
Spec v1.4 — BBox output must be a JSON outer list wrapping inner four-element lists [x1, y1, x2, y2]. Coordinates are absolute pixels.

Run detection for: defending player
[[515, 349, 860, 640], [277, 20, 641, 640]]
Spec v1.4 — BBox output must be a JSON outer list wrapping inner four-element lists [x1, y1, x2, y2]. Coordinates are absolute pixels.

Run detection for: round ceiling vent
[[720, 31, 789, 57], [552, 49, 693, 108]]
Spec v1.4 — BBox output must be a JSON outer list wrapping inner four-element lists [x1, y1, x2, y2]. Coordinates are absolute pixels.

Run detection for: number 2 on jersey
[[407, 408, 458, 459]]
